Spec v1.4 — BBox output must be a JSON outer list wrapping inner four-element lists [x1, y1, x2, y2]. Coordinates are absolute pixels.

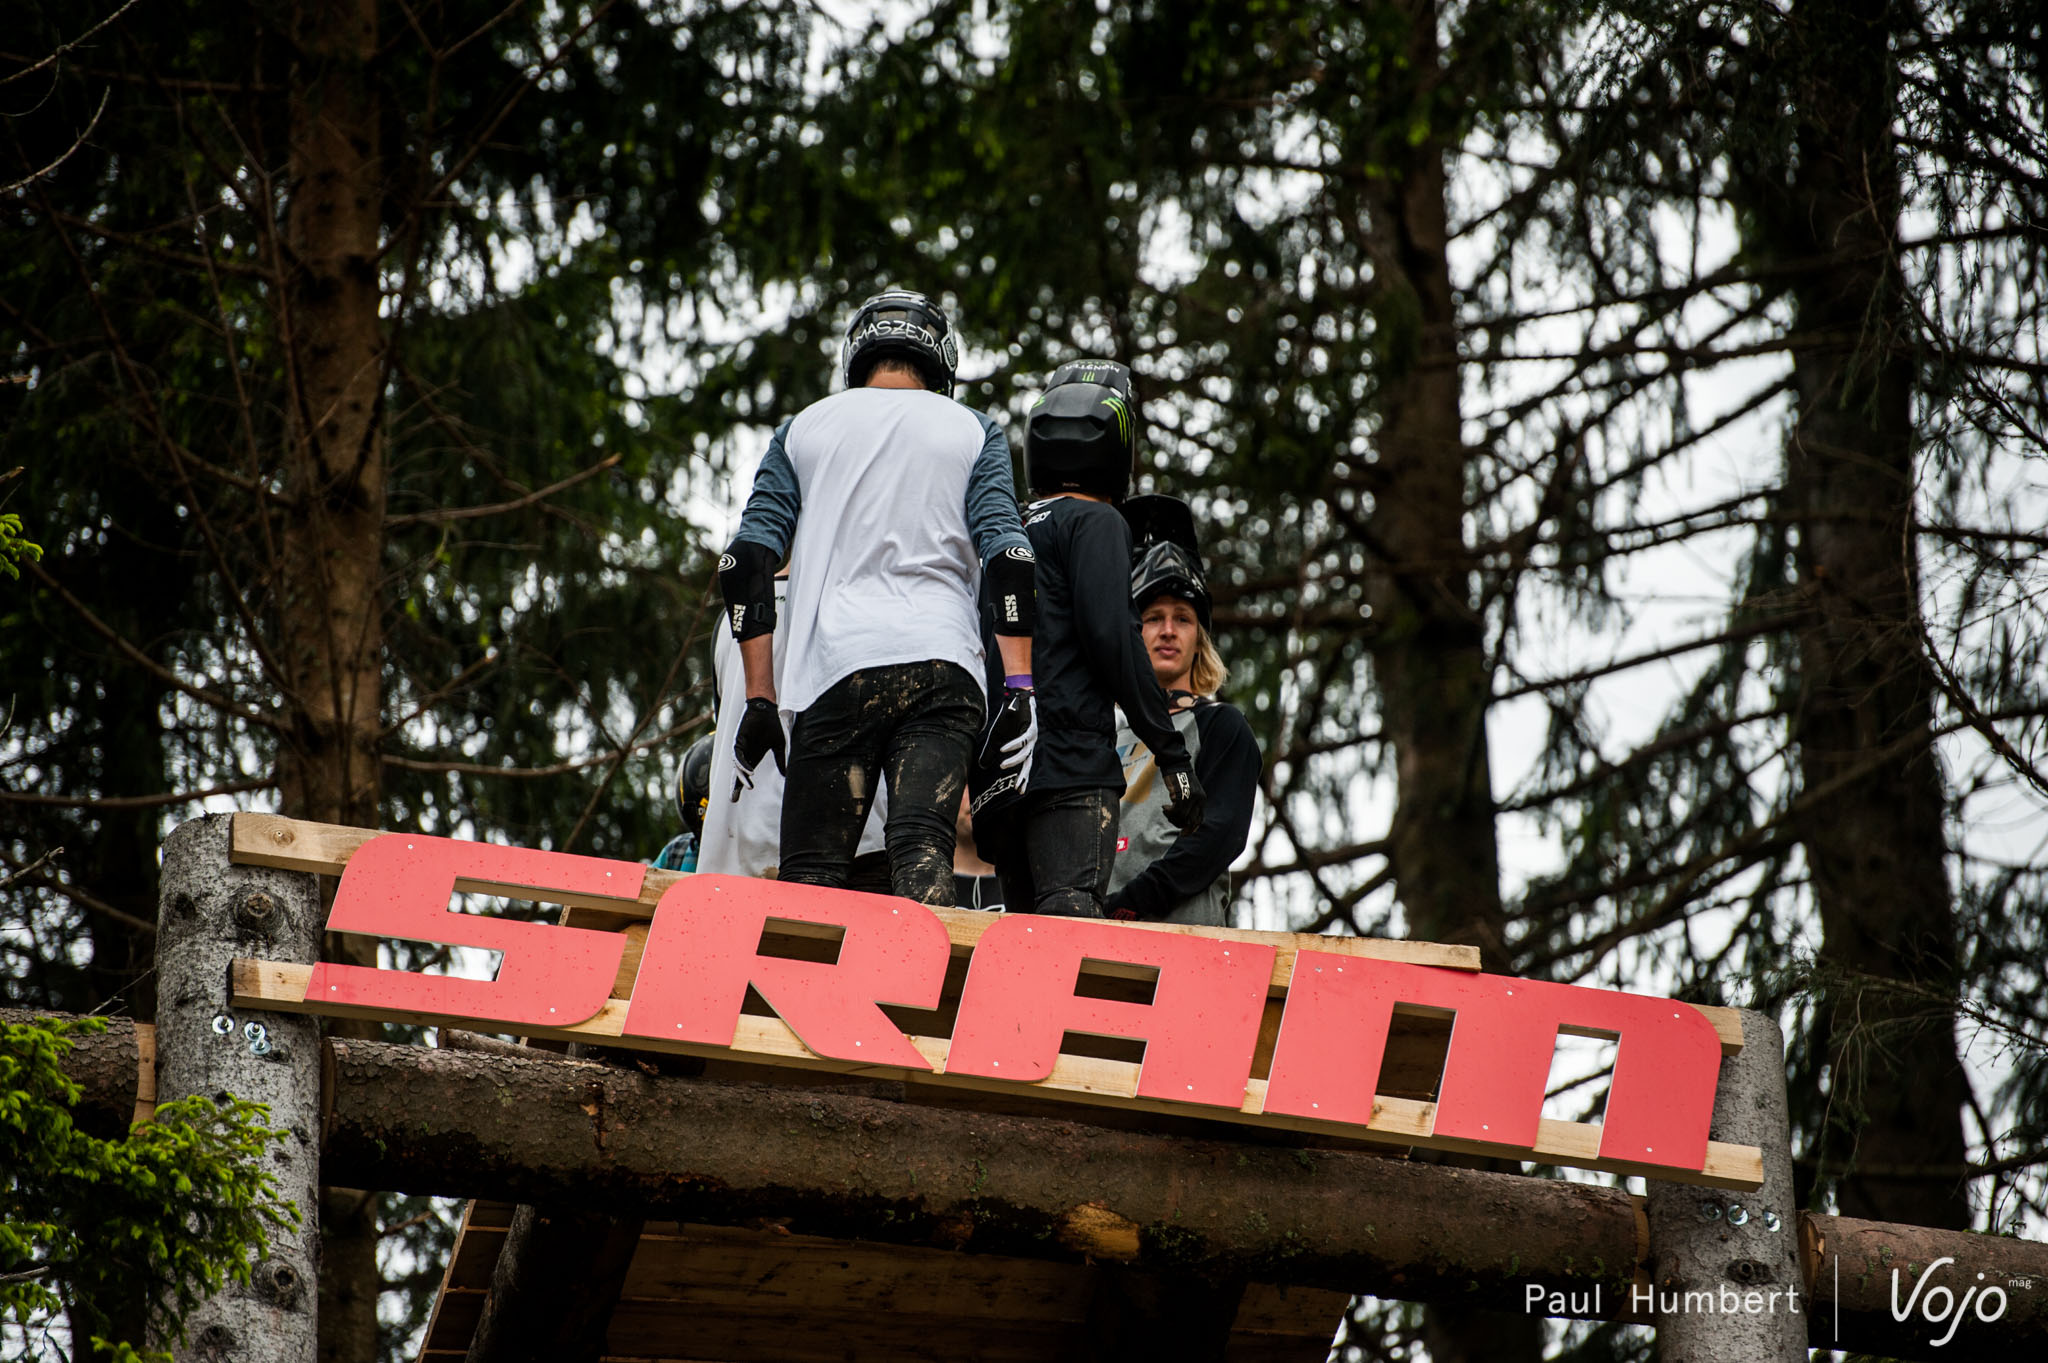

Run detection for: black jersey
[[980, 496, 1188, 793]]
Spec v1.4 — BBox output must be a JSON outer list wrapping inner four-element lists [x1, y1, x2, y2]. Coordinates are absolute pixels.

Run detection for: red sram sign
[[233, 827, 1761, 1189]]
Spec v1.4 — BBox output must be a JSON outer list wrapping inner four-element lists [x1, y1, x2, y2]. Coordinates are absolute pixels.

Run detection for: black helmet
[[841, 288, 959, 394], [1123, 494, 1211, 631], [677, 734, 714, 838], [1024, 359, 1137, 503]]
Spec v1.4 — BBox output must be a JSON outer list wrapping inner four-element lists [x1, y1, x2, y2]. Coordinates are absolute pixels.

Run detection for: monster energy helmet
[[1024, 359, 1137, 503], [841, 288, 959, 394], [1123, 493, 1212, 631], [676, 733, 714, 839]]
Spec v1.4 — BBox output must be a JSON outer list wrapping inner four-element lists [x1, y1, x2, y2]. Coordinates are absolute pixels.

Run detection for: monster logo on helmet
[[1024, 358, 1139, 504], [842, 288, 960, 394]]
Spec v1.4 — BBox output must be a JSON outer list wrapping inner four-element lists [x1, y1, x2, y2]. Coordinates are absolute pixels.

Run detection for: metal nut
[[211, 1014, 235, 1036], [1762, 1211, 1783, 1232], [1698, 1200, 1723, 1221], [1726, 1204, 1750, 1226], [242, 1020, 267, 1043], [250, 1038, 273, 1056]]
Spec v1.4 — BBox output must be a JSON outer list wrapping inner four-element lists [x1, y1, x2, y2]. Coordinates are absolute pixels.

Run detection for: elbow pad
[[718, 540, 779, 641], [986, 544, 1037, 637]]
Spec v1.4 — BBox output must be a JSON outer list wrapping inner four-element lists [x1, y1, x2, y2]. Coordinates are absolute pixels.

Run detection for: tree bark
[[1644, 1011, 1805, 1361], [277, 1, 388, 1356], [1769, 0, 1971, 1230], [151, 816, 324, 1363]]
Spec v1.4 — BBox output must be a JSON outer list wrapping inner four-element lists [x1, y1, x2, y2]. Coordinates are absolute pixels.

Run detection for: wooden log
[[1802, 1212, 2048, 1357], [33, 1007, 2048, 1359], [318, 1036, 1647, 1315], [1642, 1008, 1805, 1360], [154, 815, 324, 1363]]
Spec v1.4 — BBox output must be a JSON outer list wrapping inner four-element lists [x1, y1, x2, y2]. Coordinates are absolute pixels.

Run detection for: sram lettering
[[244, 831, 1754, 1186]]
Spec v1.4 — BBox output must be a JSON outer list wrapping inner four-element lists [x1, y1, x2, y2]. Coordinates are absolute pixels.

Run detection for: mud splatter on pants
[[779, 660, 983, 905]]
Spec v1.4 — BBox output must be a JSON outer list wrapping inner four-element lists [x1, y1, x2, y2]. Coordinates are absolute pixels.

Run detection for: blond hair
[[1189, 624, 1227, 697]]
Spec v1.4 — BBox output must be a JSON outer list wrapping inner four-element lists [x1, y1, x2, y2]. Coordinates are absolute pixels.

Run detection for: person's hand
[[731, 697, 786, 798], [978, 685, 1038, 793], [1160, 761, 1205, 832]]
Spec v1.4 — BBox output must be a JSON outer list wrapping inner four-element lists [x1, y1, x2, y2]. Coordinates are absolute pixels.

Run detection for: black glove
[[1160, 761, 1205, 833], [731, 697, 786, 797], [976, 685, 1039, 793]]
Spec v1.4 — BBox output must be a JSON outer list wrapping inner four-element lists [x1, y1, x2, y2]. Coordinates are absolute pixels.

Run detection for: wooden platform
[[418, 1200, 1351, 1363]]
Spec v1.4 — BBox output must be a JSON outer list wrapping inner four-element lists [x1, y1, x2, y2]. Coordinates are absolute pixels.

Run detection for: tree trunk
[[277, 1, 388, 1356], [1354, 4, 1535, 1358], [1773, 0, 1970, 1231], [152, 816, 325, 1363], [1644, 1011, 1805, 1362], [1358, 1, 1510, 976]]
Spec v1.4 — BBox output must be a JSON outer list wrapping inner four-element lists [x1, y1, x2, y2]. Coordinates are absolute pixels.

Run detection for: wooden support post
[[154, 815, 324, 1363], [463, 1204, 644, 1363], [1643, 1008, 1805, 1361], [1080, 1268, 1247, 1363]]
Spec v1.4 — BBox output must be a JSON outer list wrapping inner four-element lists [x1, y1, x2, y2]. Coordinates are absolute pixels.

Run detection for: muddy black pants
[[779, 660, 983, 905], [986, 786, 1120, 919]]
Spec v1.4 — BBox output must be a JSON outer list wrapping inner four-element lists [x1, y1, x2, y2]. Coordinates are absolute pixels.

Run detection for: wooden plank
[[601, 1299, 1085, 1363], [228, 813, 1485, 993], [235, 958, 1763, 1189], [617, 1226, 1098, 1322], [1232, 1282, 1353, 1336], [417, 1200, 502, 1359]]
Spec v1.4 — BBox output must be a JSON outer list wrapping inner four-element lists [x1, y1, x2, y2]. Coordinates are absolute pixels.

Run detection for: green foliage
[[0, 514, 37, 582], [0, 467, 36, 583], [0, 1016, 299, 1358]]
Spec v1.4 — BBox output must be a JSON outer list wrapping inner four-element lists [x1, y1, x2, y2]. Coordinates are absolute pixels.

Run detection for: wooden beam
[[232, 957, 1763, 1189]]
